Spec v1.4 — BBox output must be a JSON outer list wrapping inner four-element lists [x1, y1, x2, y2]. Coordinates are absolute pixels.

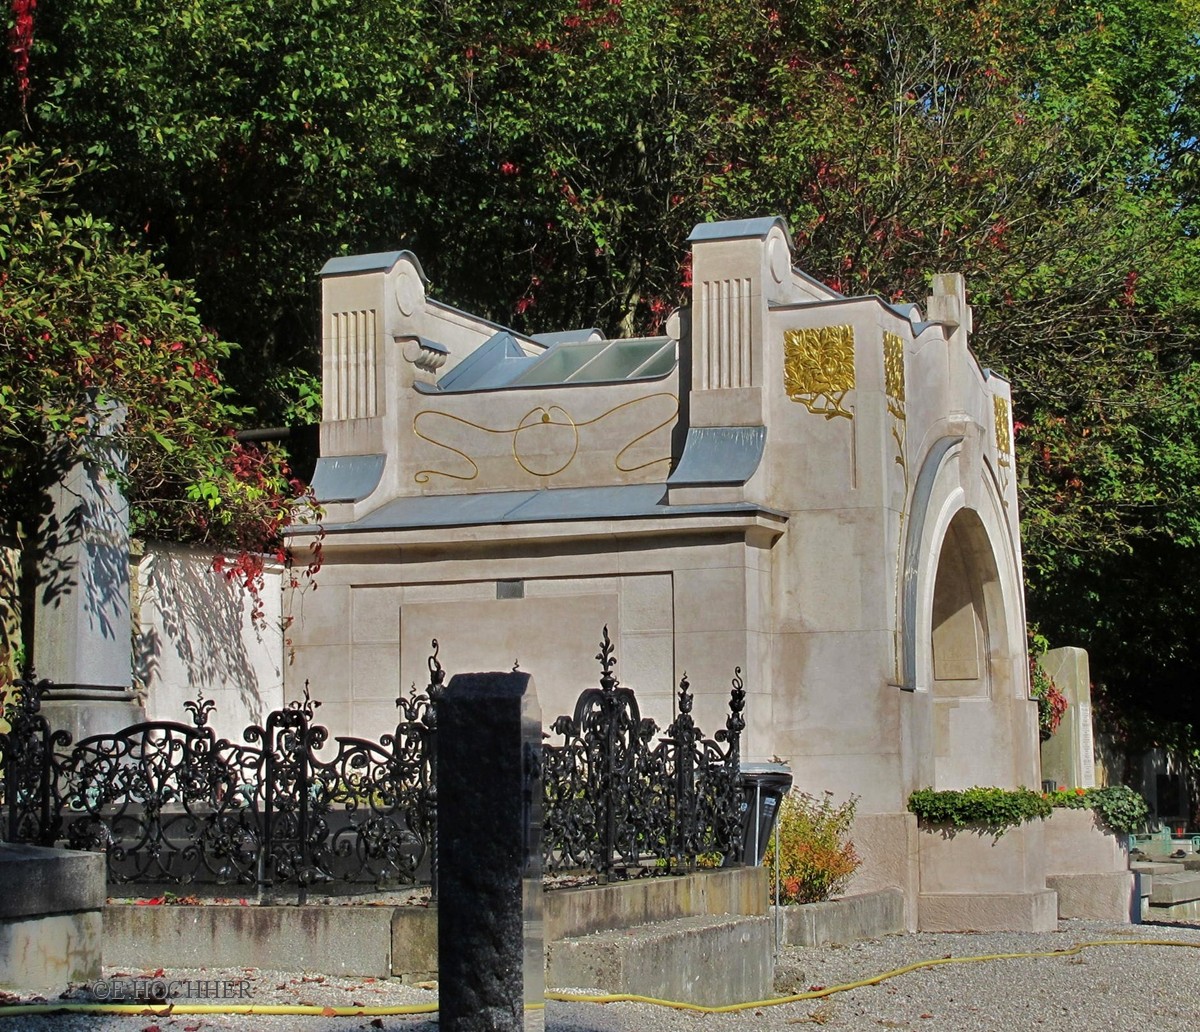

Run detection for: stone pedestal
[[1043, 807, 1134, 921], [0, 843, 105, 992], [33, 411, 143, 740], [1039, 647, 1095, 791], [437, 671, 543, 1032]]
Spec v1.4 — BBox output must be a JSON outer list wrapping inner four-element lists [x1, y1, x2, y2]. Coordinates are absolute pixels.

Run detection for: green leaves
[[10, 0, 1200, 739], [0, 136, 308, 566], [1045, 785, 1150, 833]]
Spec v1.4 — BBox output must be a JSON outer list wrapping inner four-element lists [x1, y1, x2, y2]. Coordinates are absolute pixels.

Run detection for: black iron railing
[[0, 629, 744, 894]]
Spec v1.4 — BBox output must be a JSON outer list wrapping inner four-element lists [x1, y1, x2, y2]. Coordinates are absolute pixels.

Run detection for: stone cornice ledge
[[302, 509, 787, 555]]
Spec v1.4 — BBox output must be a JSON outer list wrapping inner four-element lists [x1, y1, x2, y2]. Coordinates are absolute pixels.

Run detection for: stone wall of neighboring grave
[[133, 543, 284, 738], [1039, 646, 1097, 791]]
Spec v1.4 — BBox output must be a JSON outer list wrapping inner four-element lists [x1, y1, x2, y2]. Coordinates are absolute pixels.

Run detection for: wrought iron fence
[[0, 629, 744, 894], [542, 629, 745, 878]]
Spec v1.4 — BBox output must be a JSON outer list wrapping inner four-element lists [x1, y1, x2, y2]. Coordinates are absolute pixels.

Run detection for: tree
[[11, 0, 456, 398], [9, 0, 1200, 740], [0, 136, 316, 669]]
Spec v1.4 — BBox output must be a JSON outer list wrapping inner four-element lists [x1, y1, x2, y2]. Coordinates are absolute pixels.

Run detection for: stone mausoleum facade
[[287, 217, 1057, 930]]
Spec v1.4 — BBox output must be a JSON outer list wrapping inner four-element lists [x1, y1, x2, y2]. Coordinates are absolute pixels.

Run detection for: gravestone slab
[[1038, 646, 1095, 790]]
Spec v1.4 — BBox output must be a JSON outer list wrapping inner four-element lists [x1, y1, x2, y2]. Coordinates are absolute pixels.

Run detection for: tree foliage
[[0, 137, 317, 651], [6, 0, 1200, 732]]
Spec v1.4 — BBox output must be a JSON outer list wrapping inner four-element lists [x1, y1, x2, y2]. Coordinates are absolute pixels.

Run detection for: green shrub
[[764, 791, 860, 905], [907, 786, 1051, 835], [1046, 785, 1149, 834]]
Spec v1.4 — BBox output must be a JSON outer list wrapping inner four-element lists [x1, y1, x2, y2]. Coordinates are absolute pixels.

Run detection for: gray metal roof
[[531, 328, 604, 345], [318, 250, 429, 281], [687, 216, 794, 250], [668, 426, 766, 486], [435, 332, 535, 392], [429, 335, 676, 394], [310, 454, 386, 503]]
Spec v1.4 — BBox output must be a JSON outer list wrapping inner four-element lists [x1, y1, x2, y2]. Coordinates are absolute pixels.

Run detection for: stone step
[[1147, 871, 1200, 906], [546, 913, 772, 1008], [1130, 861, 1181, 875]]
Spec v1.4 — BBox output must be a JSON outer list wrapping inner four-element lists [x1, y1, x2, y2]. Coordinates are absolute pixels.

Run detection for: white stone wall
[[133, 543, 284, 739]]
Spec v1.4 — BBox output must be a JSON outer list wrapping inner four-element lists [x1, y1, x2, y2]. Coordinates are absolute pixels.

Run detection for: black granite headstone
[[438, 671, 543, 1032]]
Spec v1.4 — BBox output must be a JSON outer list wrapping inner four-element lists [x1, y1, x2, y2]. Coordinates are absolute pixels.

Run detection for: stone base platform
[[917, 890, 1058, 932], [1046, 872, 1136, 922], [0, 843, 106, 992], [546, 914, 772, 1007], [105, 867, 768, 983]]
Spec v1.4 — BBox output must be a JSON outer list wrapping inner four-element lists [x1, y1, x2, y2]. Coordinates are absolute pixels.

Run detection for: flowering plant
[[765, 790, 860, 905], [1030, 659, 1068, 739]]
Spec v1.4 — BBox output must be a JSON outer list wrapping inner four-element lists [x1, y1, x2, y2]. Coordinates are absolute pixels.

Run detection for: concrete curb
[[546, 914, 773, 1007], [104, 867, 769, 979], [772, 889, 905, 946]]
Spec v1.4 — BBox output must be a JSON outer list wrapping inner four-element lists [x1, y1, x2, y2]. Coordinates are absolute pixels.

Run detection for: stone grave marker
[[437, 670, 544, 1032]]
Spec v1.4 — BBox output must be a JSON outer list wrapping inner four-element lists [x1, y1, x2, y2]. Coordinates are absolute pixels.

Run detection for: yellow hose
[[0, 1003, 440, 1018], [0, 938, 1196, 1019]]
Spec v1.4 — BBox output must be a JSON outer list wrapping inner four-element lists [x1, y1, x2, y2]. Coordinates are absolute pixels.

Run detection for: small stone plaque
[[1077, 701, 1096, 789]]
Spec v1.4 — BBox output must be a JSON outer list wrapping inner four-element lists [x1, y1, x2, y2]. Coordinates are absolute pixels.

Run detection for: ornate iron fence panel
[[0, 659, 443, 898], [1, 629, 744, 890], [1, 680, 69, 846], [542, 628, 745, 879]]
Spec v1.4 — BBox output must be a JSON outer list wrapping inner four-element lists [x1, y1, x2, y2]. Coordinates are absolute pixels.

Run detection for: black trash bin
[[737, 763, 793, 865]]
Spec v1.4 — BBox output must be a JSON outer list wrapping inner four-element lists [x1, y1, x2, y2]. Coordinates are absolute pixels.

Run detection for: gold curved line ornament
[[412, 410, 497, 483], [512, 406, 580, 477], [599, 393, 678, 473]]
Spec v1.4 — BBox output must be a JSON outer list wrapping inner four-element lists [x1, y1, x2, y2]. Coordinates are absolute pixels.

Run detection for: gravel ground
[[1, 919, 1197, 1031]]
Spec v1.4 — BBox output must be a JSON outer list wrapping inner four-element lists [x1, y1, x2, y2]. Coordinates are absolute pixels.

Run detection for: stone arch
[[901, 436, 1036, 790]]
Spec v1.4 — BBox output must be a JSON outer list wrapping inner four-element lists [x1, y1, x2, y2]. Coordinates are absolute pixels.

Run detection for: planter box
[[1044, 807, 1128, 876], [916, 821, 1056, 932], [918, 820, 1046, 895]]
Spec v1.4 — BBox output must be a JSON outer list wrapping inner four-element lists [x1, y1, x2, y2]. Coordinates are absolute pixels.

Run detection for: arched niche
[[931, 510, 993, 697], [901, 436, 1035, 790]]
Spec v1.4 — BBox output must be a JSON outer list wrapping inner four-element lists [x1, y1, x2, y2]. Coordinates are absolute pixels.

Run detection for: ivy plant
[[907, 787, 1052, 836], [1045, 786, 1150, 835]]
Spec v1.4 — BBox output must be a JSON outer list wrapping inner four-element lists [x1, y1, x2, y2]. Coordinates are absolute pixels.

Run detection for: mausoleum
[[286, 217, 1055, 929]]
